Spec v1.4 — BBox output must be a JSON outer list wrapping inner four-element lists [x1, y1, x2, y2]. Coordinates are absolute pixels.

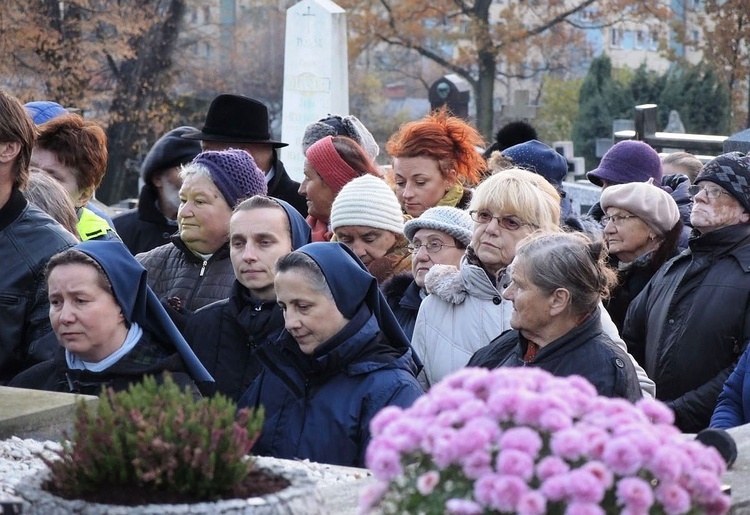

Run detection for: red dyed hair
[[386, 107, 485, 186]]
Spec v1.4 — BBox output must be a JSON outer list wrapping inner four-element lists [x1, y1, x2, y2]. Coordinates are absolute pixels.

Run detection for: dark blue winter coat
[[381, 272, 423, 341], [237, 242, 423, 467], [711, 347, 750, 429]]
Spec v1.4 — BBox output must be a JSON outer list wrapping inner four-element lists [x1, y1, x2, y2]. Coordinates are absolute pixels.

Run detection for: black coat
[[623, 224, 750, 432], [0, 189, 78, 382], [381, 273, 422, 341], [9, 332, 196, 395], [183, 281, 285, 402], [468, 310, 641, 401], [113, 185, 178, 256], [268, 157, 307, 217]]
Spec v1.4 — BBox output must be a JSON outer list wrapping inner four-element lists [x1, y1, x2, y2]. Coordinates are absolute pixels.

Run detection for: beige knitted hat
[[600, 181, 680, 236]]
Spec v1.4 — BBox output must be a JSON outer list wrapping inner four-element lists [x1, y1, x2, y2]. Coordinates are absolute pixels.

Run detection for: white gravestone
[[280, 0, 349, 182]]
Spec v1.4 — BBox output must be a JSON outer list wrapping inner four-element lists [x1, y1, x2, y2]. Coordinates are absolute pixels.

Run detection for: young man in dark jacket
[[0, 89, 78, 382], [182, 196, 311, 401], [624, 152, 750, 433], [114, 126, 201, 255]]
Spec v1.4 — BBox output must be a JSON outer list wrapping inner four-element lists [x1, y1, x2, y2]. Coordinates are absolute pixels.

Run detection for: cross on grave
[[499, 90, 538, 122]]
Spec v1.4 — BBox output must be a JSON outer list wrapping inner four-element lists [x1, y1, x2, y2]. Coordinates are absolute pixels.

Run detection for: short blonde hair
[[470, 168, 561, 232]]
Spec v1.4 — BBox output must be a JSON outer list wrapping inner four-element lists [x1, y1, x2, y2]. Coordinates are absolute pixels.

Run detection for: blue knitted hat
[[502, 139, 568, 188], [192, 149, 267, 208]]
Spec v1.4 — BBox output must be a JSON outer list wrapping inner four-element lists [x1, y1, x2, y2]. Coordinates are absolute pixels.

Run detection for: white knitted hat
[[330, 175, 404, 234]]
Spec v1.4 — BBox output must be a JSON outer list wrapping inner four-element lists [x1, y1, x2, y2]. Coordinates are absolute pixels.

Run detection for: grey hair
[[515, 232, 618, 317], [179, 161, 212, 182], [275, 251, 333, 299]]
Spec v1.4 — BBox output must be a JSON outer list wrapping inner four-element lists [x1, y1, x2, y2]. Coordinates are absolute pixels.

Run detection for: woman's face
[[275, 269, 348, 355], [603, 207, 657, 263], [471, 208, 535, 276], [178, 174, 233, 254], [502, 259, 553, 342], [335, 226, 397, 266], [411, 228, 466, 288], [298, 161, 336, 222], [31, 148, 90, 208], [393, 156, 454, 217], [48, 263, 128, 363]]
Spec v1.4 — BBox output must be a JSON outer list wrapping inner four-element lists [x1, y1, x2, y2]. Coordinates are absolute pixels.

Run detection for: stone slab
[[725, 423, 750, 513], [562, 181, 601, 216], [0, 387, 97, 441], [280, 0, 349, 182]]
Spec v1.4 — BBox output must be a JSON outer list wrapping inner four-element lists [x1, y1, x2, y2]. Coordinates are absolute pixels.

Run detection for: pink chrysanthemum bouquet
[[362, 367, 730, 515]]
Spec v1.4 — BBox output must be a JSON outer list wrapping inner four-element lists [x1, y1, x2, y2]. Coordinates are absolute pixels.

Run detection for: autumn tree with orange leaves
[[340, 0, 670, 140]]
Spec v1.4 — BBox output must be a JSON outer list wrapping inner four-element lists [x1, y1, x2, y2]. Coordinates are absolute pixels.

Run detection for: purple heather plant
[[360, 367, 730, 515]]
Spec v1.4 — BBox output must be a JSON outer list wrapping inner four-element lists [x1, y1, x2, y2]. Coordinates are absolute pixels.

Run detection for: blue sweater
[[711, 347, 750, 429]]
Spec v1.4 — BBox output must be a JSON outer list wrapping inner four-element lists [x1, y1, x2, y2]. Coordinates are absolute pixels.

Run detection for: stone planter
[[14, 460, 325, 514]]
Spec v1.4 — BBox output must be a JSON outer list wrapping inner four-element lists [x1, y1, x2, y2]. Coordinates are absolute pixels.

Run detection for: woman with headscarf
[[387, 107, 485, 217], [330, 174, 412, 283], [600, 181, 682, 331], [468, 232, 641, 401], [299, 135, 383, 242], [9, 241, 214, 396], [237, 242, 423, 467]]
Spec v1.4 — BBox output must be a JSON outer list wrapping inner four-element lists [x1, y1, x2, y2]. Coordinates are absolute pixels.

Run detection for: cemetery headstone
[[280, 0, 349, 182], [428, 74, 471, 119], [498, 90, 538, 126]]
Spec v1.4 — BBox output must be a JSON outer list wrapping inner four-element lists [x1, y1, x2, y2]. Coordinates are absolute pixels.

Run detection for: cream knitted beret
[[330, 175, 404, 234], [600, 181, 680, 236]]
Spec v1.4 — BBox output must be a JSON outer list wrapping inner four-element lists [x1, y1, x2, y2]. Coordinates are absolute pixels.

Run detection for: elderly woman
[[600, 181, 682, 331], [382, 206, 472, 340], [387, 107, 485, 217], [330, 174, 411, 283], [136, 149, 267, 325], [413, 168, 655, 395], [238, 242, 423, 467], [9, 241, 214, 395], [468, 232, 641, 401], [299, 135, 383, 242]]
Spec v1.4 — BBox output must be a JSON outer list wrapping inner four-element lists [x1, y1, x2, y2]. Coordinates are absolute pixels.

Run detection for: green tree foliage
[[660, 63, 730, 134], [572, 55, 632, 168], [536, 77, 583, 143]]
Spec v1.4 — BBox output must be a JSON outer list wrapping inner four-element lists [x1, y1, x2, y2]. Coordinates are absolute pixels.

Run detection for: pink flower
[[536, 456, 570, 481], [565, 502, 606, 515], [380, 417, 423, 453], [459, 416, 501, 451], [515, 392, 550, 425], [702, 493, 731, 515], [538, 408, 573, 431], [487, 390, 522, 421], [365, 440, 402, 481], [425, 427, 461, 468], [358, 481, 388, 514], [686, 468, 723, 504], [602, 437, 643, 476], [369, 405, 403, 436], [461, 449, 493, 480], [455, 399, 491, 423], [500, 426, 543, 458], [655, 482, 691, 514], [616, 477, 654, 511], [416, 470, 441, 495], [550, 428, 588, 460], [581, 461, 613, 490], [567, 469, 606, 504], [474, 474, 527, 511], [517, 490, 547, 515], [445, 498, 483, 515], [496, 449, 535, 481], [636, 397, 675, 425], [647, 446, 683, 483], [541, 474, 569, 502]]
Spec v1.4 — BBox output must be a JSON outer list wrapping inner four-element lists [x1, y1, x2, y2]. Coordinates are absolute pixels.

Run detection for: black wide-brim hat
[[182, 94, 288, 148]]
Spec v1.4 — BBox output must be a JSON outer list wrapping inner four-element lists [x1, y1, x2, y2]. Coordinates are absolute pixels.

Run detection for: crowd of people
[[3, 87, 750, 468]]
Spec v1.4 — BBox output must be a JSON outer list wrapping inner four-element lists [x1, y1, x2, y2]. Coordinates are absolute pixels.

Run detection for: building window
[[610, 28, 622, 48], [635, 30, 645, 49], [203, 6, 210, 23], [649, 30, 659, 50]]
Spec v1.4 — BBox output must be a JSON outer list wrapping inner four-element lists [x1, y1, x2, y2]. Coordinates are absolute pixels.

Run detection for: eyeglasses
[[687, 185, 732, 200], [602, 214, 639, 226], [407, 241, 457, 254], [469, 210, 536, 231]]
